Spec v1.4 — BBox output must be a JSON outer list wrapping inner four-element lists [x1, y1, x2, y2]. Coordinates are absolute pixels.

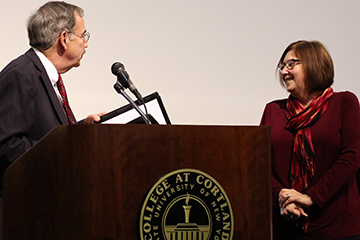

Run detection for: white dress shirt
[[32, 47, 62, 104]]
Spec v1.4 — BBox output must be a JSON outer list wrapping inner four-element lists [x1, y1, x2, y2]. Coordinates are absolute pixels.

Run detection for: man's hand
[[84, 112, 106, 124]]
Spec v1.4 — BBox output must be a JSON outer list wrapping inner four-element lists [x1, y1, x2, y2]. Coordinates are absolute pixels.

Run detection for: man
[[0, 2, 104, 237]]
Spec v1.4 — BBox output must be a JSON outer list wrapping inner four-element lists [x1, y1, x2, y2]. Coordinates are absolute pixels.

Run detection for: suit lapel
[[25, 49, 73, 125]]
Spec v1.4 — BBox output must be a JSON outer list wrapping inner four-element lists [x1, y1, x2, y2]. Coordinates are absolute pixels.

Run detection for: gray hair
[[27, 1, 84, 50]]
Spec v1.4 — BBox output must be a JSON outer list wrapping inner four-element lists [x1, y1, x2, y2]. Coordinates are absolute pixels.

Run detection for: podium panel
[[3, 124, 271, 240]]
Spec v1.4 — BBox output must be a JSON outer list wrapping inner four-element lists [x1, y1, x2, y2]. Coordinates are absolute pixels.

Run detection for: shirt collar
[[32, 47, 59, 85]]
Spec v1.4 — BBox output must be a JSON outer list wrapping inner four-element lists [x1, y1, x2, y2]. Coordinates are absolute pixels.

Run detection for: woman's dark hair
[[277, 40, 334, 93]]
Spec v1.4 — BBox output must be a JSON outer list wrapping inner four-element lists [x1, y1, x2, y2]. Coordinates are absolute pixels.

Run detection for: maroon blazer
[[261, 91, 360, 239], [0, 48, 76, 195]]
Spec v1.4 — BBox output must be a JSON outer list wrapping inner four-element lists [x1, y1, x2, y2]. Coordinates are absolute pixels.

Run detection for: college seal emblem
[[140, 168, 233, 240]]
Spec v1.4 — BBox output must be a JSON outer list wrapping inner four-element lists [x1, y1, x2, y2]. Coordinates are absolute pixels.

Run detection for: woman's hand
[[278, 188, 314, 221], [280, 202, 306, 221], [279, 188, 314, 209]]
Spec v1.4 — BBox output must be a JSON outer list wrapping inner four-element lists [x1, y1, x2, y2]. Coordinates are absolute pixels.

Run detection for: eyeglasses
[[68, 31, 90, 42], [278, 59, 301, 73]]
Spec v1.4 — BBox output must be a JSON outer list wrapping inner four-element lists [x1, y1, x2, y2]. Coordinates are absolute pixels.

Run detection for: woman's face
[[280, 50, 307, 98]]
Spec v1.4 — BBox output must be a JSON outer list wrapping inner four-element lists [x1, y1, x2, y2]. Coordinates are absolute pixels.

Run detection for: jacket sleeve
[[260, 103, 285, 207], [307, 92, 360, 208], [0, 65, 37, 165]]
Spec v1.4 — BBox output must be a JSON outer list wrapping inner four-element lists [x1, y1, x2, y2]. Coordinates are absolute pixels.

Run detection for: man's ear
[[58, 31, 69, 50]]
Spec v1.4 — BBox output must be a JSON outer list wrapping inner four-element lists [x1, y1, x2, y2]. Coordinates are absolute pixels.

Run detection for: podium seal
[[140, 169, 233, 240]]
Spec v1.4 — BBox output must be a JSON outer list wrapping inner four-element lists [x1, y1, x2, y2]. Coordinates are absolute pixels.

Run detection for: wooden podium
[[3, 124, 271, 239]]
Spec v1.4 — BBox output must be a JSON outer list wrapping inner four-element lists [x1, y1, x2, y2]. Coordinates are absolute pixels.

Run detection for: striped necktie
[[56, 74, 75, 124]]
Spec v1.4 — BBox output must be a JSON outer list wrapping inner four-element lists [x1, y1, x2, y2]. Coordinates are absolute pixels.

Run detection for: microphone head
[[111, 62, 130, 88], [111, 62, 124, 76]]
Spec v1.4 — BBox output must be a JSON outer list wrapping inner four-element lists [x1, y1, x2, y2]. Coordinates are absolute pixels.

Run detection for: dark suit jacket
[[0, 48, 76, 195]]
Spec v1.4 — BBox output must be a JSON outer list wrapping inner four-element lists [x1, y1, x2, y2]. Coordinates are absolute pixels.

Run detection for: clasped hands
[[278, 189, 314, 221]]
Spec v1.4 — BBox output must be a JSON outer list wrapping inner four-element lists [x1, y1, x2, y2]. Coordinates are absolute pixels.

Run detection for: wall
[[1, 0, 359, 125]]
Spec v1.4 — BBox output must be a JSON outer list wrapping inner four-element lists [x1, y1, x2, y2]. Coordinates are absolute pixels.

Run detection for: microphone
[[111, 62, 143, 102]]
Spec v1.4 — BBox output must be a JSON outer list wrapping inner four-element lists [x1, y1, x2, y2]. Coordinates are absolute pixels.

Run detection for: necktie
[[56, 74, 75, 124]]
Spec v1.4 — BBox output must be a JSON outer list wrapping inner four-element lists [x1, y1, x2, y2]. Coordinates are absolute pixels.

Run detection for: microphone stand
[[113, 82, 151, 125]]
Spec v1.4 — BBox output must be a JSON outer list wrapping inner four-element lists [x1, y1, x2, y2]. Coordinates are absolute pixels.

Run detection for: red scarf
[[285, 87, 333, 232]]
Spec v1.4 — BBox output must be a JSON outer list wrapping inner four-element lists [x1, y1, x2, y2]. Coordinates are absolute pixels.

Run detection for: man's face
[[66, 12, 89, 68]]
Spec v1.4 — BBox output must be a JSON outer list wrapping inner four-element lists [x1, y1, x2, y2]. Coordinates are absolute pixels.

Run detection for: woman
[[260, 40, 360, 240]]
